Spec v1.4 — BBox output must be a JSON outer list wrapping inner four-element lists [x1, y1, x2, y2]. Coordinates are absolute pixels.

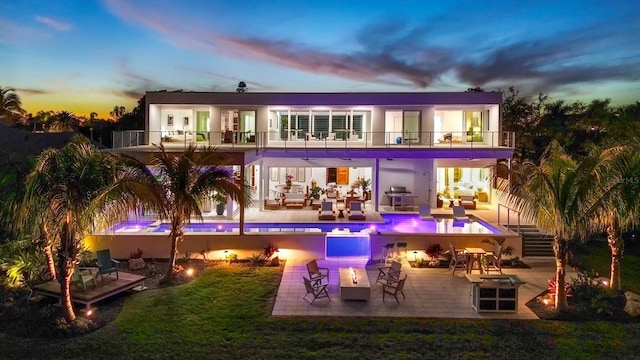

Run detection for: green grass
[[576, 242, 640, 293], [1, 264, 639, 359]]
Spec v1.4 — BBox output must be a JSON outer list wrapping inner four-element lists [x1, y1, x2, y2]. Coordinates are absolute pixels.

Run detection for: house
[[113, 91, 514, 224]]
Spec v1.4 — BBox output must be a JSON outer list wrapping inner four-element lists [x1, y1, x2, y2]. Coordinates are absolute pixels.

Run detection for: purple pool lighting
[[112, 214, 499, 234]]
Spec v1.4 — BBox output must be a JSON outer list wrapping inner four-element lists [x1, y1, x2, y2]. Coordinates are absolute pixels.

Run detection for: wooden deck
[[33, 271, 146, 310]]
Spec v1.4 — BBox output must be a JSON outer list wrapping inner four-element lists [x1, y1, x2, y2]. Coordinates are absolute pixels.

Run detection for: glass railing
[[112, 130, 515, 150]]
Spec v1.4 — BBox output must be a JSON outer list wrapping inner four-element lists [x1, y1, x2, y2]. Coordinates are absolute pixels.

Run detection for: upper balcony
[[112, 130, 515, 151]]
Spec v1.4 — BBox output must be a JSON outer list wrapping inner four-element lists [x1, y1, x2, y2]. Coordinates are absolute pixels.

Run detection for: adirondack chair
[[96, 249, 120, 280]]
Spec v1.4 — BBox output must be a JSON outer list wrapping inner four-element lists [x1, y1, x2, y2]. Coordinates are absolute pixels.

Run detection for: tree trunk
[[44, 244, 57, 281], [57, 252, 76, 322], [607, 224, 622, 291], [160, 223, 183, 284], [553, 236, 569, 311]]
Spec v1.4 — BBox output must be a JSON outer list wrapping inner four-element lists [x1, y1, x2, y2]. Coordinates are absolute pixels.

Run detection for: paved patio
[[273, 257, 571, 319]]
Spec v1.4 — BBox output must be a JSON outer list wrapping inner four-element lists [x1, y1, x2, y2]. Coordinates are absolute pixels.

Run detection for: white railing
[[111, 130, 515, 150], [497, 203, 521, 234]]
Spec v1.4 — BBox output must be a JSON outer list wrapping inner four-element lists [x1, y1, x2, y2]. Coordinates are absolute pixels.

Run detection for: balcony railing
[[112, 130, 515, 150]]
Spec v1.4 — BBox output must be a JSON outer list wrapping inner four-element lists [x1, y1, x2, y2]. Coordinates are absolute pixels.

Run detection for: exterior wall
[[84, 231, 522, 262], [378, 158, 434, 206]]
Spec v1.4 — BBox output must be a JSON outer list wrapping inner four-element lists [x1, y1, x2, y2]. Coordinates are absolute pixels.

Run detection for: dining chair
[[448, 244, 467, 275]]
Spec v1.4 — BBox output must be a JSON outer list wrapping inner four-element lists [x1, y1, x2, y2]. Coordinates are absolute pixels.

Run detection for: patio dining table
[[464, 248, 486, 274]]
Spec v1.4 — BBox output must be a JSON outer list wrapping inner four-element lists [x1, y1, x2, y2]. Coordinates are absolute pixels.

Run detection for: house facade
[[114, 91, 514, 219]]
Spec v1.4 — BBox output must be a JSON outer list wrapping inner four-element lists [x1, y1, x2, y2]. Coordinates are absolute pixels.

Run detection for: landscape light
[[186, 268, 194, 276]]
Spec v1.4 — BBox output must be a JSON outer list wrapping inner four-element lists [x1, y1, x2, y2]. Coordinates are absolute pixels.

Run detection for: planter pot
[[216, 204, 226, 216]]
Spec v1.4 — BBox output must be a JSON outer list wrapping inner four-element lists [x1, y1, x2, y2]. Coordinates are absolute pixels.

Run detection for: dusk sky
[[2, 0, 639, 118]]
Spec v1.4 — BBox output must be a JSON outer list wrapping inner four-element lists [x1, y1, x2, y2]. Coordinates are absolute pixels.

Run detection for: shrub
[[263, 243, 278, 260], [569, 269, 614, 316], [129, 248, 144, 259], [425, 243, 443, 258], [248, 253, 265, 266]]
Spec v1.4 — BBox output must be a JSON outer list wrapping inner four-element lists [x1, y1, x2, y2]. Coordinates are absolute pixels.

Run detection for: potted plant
[[309, 186, 325, 202], [358, 178, 371, 200], [285, 174, 293, 188], [211, 191, 227, 215]]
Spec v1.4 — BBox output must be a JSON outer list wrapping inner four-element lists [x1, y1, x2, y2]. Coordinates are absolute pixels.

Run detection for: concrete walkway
[[273, 257, 571, 319]]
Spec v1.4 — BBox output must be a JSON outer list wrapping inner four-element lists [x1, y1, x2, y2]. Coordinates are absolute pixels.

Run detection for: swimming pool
[[109, 214, 500, 235]]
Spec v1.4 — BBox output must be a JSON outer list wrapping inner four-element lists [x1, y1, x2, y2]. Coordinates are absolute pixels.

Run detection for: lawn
[[1, 264, 639, 359], [575, 241, 640, 293]]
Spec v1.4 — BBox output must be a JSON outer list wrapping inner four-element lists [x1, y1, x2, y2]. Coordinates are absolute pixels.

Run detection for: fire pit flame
[[349, 267, 358, 284]]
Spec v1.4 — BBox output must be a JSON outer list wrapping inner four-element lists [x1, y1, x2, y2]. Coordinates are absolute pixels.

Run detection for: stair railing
[[497, 203, 521, 234]]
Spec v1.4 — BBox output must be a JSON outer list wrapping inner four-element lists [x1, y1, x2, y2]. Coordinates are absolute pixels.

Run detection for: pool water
[[109, 214, 499, 234]]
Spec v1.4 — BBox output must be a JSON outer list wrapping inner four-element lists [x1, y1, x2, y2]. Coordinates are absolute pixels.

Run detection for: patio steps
[[506, 225, 555, 257]]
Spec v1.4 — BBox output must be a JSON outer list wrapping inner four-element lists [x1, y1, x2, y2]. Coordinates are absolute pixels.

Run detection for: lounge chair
[[452, 205, 470, 222], [484, 243, 503, 274], [376, 260, 402, 285], [71, 265, 97, 291], [448, 244, 468, 275], [302, 276, 330, 304], [96, 249, 120, 280], [382, 274, 407, 304], [318, 201, 336, 220], [419, 205, 435, 221], [306, 259, 329, 284], [348, 201, 366, 220]]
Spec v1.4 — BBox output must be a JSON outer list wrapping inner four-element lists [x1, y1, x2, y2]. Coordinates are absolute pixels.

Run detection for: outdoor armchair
[[302, 276, 330, 304], [383, 274, 407, 304], [306, 259, 329, 284], [376, 260, 402, 285], [72, 266, 97, 291], [96, 249, 120, 280]]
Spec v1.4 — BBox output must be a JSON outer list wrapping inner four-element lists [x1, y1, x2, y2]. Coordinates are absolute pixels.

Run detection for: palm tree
[[500, 141, 619, 310], [0, 87, 25, 125], [148, 144, 251, 284], [594, 143, 640, 290], [35, 110, 52, 132], [110, 105, 126, 122], [19, 136, 159, 321], [50, 111, 79, 132]]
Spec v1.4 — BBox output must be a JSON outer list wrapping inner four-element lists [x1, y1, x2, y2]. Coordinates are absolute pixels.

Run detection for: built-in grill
[[385, 186, 411, 195], [384, 186, 416, 210]]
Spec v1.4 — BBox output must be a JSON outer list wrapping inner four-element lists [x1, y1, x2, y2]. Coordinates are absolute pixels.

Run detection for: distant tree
[[501, 87, 548, 164], [110, 105, 126, 122], [236, 81, 247, 93], [0, 87, 25, 125], [465, 87, 485, 92], [34, 110, 53, 132], [49, 111, 78, 132]]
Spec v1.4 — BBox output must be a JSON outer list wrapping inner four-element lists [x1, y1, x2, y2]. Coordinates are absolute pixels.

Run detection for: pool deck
[[273, 257, 567, 319]]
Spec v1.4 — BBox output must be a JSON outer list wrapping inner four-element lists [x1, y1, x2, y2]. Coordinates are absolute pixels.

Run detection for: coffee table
[[339, 267, 370, 300]]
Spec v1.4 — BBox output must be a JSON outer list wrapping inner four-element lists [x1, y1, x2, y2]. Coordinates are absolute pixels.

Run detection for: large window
[[384, 110, 421, 144], [274, 108, 370, 141]]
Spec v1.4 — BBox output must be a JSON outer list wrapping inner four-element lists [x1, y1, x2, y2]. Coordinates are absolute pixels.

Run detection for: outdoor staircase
[[506, 224, 555, 257]]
